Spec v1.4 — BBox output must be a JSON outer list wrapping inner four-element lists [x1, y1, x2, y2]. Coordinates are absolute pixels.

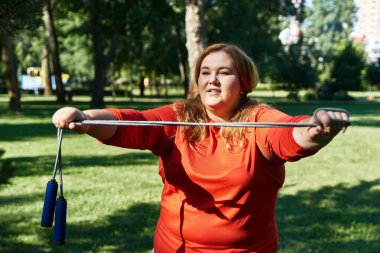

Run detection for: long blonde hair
[[176, 43, 264, 151]]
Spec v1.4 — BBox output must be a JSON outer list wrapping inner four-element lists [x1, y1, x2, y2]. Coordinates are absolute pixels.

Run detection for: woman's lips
[[207, 88, 221, 95]]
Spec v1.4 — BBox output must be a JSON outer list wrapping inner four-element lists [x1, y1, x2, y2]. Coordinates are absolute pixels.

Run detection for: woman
[[52, 43, 349, 252]]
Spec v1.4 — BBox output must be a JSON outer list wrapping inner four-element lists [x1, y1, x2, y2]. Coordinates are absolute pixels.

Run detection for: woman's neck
[[206, 109, 232, 122]]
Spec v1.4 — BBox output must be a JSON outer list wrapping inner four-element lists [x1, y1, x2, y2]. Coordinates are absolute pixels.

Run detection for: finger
[[330, 111, 350, 132], [342, 112, 349, 122], [68, 122, 78, 129], [313, 108, 350, 123], [307, 123, 323, 137], [333, 111, 343, 121], [58, 119, 70, 129], [326, 111, 336, 121], [316, 110, 332, 133], [328, 112, 344, 133]]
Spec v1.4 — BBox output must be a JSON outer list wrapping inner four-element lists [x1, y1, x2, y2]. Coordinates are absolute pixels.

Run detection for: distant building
[[351, 0, 380, 61]]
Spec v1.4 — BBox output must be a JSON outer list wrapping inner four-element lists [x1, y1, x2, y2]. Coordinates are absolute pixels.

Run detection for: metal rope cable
[[52, 128, 63, 181], [80, 120, 320, 128], [78, 108, 350, 128]]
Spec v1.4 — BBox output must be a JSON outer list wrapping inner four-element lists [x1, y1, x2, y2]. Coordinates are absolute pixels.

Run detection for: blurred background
[[0, 0, 379, 111]]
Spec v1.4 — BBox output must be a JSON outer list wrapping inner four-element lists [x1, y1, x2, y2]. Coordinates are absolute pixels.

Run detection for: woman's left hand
[[293, 108, 350, 151]]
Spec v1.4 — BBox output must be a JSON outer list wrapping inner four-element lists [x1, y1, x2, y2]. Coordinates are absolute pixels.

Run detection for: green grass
[[0, 93, 380, 253]]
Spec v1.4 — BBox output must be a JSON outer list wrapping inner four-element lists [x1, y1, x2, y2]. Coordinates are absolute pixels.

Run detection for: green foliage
[[54, 3, 93, 80], [0, 0, 365, 102], [0, 148, 15, 190], [304, 0, 356, 63], [3, 0, 310, 98], [0, 0, 44, 36], [203, 1, 287, 80], [124, 0, 185, 76], [330, 41, 365, 91], [14, 28, 45, 73], [366, 58, 380, 88], [301, 89, 318, 101], [277, 42, 318, 99], [44, 0, 186, 89], [316, 41, 365, 100]]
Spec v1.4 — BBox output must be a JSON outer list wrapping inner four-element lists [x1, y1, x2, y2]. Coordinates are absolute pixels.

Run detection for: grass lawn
[[0, 93, 379, 253]]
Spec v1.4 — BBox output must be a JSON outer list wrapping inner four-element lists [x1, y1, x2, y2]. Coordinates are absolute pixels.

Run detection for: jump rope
[[41, 128, 66, 244], [40, 107, 349, 244]]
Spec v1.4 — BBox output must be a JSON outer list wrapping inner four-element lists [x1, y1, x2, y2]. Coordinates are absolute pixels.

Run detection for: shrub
[[302, 89, 318, 101]]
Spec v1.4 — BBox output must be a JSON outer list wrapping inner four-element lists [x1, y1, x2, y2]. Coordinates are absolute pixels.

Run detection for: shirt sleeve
[[253, 106, 317, 164], [99, 104, 177, 156]]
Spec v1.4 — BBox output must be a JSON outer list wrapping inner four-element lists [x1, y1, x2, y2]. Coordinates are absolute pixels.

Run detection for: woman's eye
[[201, 71, 210, 75], [219, 71, 229, 75]]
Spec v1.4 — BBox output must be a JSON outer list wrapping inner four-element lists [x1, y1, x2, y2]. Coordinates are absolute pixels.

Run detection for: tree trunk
[[43, 1, 65, 104], [90, 0, 132, 108], [1, 36, 21, 113], [172, 24, 188, 98], [90, 0, 105, 107], [185, 0, 205, 98], [177, 50, 188, 97], [41, 42, 53, 95]]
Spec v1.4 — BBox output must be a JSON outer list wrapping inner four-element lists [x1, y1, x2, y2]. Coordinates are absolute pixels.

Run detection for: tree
[[185, 0, 205, 98], [43, 0, 65, 103], [89, 0, 133, 108], [0, 0, 44, 34], [319, 41, 365, 99], [41, 5, 53, 95], [41, 0, 184, 103], [277, 42, 317, 100], [53, 1, 93, 83], [366, 58, 380, 90], [273, 0, 317, 98], [172, 22, 189, 97], [0, 0, 44, 113], [41, 39, 53, 95], [1, 37, 21, 112], [304, 0, 356, 64], [203, 1, 291, 84], [126, 1, 184, 85]]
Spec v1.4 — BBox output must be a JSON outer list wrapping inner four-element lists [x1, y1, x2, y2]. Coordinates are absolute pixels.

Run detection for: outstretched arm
[[292, 108, 350, 151], [52, 107, 117, 140]]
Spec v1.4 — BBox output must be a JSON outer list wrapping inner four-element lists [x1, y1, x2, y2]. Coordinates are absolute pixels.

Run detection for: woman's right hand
[[52, 107, 90, 134]]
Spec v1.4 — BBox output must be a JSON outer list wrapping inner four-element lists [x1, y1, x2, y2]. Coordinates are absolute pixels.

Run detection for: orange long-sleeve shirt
[[102, 104, 315, 253]]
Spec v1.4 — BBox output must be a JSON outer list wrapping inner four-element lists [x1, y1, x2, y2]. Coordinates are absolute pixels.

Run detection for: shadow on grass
[[277, 179, 380, 253], [0, 191, 43, 207], [273, 101, 380, 117], [55, 202, 161, 253], [1, 98, 178, 121], [12, 152, 158, 177], [0, 201, 160, 253], [1, 180, 379, 252], [0, 179, 380, 253], [0, 123, 56, 141]]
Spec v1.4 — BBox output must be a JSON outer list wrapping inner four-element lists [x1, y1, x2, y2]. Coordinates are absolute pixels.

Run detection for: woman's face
[[197, 51, 242, 121]]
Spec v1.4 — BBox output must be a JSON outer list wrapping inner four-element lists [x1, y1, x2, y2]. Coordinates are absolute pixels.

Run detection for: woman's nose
[[208, 73, 220, 85]]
